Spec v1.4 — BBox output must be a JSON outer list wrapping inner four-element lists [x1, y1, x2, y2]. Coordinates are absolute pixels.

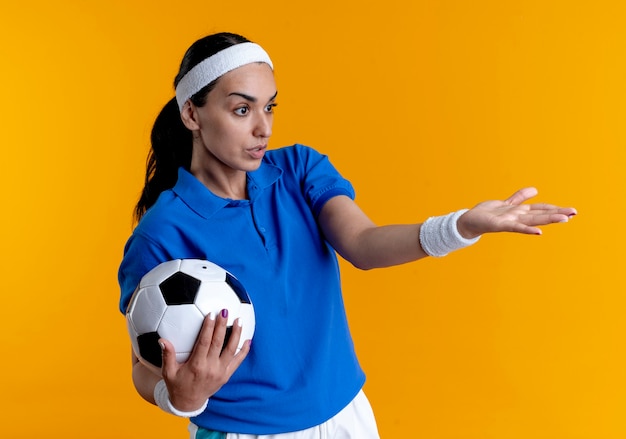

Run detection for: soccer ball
[[126, 259, 255, 375]]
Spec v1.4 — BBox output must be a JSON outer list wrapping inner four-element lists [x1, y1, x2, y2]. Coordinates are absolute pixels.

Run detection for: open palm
[[457, 187, 577, 238]]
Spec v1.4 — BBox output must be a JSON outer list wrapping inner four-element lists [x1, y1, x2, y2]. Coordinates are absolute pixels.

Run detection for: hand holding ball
[[126, 259, 255, 375]]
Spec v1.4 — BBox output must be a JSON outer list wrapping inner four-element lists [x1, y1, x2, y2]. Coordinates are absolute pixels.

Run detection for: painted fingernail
[[236, 318, 243, 327], [221, 309, 228, 318], [208, 312, 216, 321]]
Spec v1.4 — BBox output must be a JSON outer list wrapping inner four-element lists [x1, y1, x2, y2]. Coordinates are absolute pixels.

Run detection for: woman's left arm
[[318, 187, 577, 270]]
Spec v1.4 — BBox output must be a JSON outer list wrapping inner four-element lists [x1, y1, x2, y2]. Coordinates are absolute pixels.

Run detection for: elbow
[[339, 247, 381, 271], [348, 257, 378, 271]]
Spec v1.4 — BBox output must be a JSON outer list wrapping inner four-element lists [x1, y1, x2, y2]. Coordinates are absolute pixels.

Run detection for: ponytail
[[134, 97, 192, 222]]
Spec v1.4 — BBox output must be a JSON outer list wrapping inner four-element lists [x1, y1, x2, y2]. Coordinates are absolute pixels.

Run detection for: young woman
[[118, 32, 576, 439]]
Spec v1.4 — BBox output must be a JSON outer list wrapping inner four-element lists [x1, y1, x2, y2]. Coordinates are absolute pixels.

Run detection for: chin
[[243, 158, 264, 172]]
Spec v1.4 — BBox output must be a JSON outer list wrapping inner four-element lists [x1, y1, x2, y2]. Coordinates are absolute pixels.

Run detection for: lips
[[247, 145, 266, 160]]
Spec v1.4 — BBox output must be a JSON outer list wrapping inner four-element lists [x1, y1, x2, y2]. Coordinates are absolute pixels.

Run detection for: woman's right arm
[[130, 310, 251, 412]]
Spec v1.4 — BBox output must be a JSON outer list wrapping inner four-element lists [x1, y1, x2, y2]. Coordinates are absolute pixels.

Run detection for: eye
[[265, 103, 277, 113], [234, 106, 249, 116]]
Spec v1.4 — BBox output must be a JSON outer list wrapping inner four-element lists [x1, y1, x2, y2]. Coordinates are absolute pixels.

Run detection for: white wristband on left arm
[[153, 379, 209, 418], [419, 209, 481, 257]]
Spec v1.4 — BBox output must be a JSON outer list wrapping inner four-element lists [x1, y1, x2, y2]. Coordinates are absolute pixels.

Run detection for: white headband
[[175, 42, 273, 111]]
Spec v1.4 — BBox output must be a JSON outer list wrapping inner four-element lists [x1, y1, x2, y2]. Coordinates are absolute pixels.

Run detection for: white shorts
[[189, 390, 380, 439]]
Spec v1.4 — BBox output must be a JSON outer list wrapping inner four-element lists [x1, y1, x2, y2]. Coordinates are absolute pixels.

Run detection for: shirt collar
[[172, 161, 283, 219]]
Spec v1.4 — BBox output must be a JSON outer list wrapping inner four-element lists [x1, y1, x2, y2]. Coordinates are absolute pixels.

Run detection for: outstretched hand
[[159, 309, 251, 412], [457, 187, 577, 239]]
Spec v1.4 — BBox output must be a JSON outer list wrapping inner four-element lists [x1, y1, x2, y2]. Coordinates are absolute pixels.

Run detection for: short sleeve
[[285, 145, 355, 216]]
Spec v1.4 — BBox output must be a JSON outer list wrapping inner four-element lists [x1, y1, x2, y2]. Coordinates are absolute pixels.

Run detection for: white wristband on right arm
[[419, 209, 480, 257], [154, 379, 208, 418]]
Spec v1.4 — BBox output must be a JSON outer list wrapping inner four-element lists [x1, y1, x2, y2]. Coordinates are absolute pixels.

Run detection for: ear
[[180, 100, 201, 131]]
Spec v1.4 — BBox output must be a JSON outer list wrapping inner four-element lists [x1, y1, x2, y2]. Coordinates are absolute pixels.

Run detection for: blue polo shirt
[[118, 144, 366, 434]]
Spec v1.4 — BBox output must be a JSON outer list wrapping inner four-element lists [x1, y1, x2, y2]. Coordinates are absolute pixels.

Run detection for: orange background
[[1, 1, 624, 438]]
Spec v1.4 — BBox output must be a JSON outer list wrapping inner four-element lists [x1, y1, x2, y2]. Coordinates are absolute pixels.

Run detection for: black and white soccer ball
[[126, 259, 255, 375]]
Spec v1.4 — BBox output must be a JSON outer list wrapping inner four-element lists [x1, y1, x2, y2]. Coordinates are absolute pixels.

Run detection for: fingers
[[520, 212, 572, 227], [159, 338, 177, 377], [219, 317, 251, 371], [504, 187, 538, 205], [505, 188, 577, 216], [221, 317, 247, 356], [189, 309, 248, 362], [190, 310, 230, 360], [503, 188, 577, 229], [468, 188, 577, 237], [501, 221, 543, 235], [209, 309, 231, 358], [160, 311, 228, 378], [526, 203, 577, 215], [523, 205, 578, 224], [228, 337, 252, 371], [500, 210, 576, 236]]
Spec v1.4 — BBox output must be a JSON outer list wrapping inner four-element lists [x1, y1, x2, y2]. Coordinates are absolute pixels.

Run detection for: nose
[[253, 113, 272, 139]]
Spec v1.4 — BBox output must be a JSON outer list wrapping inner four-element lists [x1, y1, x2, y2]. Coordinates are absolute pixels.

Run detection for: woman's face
[[184, 62, 277, 180]]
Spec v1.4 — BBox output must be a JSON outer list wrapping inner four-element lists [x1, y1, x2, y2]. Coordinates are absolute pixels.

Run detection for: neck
[[190, 162, 248, 200]]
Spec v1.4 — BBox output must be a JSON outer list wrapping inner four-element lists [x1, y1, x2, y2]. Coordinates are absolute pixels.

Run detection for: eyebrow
[[228, 91, 278, 103]]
